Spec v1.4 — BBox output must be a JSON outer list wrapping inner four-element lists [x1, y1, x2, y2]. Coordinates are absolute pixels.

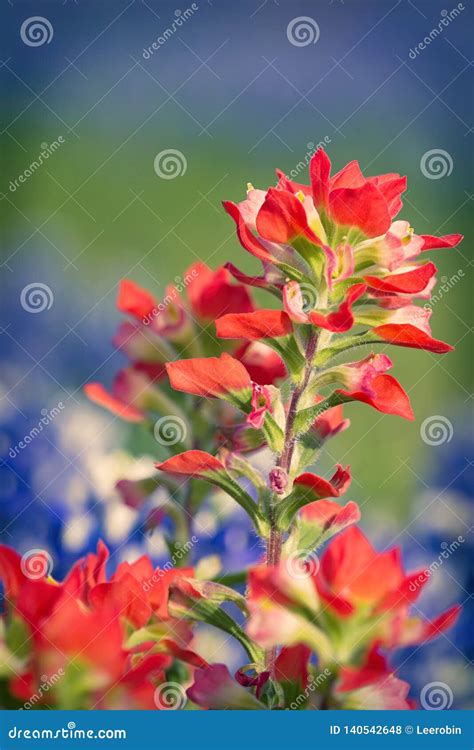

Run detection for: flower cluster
[[0, 148, 463, 709], [84, 262, 283, 538], [0, 542, 207, 709]]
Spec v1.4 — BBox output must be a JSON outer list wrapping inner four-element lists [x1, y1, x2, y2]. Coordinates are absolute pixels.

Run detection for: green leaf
[[170, 597, 264, 666], [314, 331, 372, 366], [276, 487, 321, 531], [206, 471, 269, 536], [293, 395, 341, 436], [225, 452, 266, 490], [266, 336, 306, 384], [262, 412, 285, 454], [5, 617, 30, 662], [180, 579, 249, 614]]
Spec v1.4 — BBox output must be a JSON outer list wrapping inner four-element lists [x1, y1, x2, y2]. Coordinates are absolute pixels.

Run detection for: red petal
[[90, 574, 152, 628], [117, 279, 156, 321], [216, 310, 293, 340], [309, 148, 332, 209], [294, 465, 352, 500], [330, 160, 365, 190], [256, 187, 321, 244], [337, 644, 388, 692], [364, 262, 437, 294], [369, 174, 407, 218], [159, 638, 209, 669], [166, 353, 251, 398], [302, 498, 360, 529], [315, 580, 354, 617], [337, 373, 414, 420], [156, 450, 224, 478], [223, 201, 278, 263], [275, 645, 311, 690], [421, 233, 463, 251], [329, 182, 391, 237], [186, 262, 254, 319], [123, 652, 172, 686], [187, 664, 262, 710], [376, 570, 429, 612], [224, 262, 271, 289], [309, 283, 366, 332], [319, 528, 406, 607], [235, 342, 286, 385], [419, 605, 461, 641], [84, 383, 145, 422], [275, 168, 312, 197], [373, 324, 453, 353]]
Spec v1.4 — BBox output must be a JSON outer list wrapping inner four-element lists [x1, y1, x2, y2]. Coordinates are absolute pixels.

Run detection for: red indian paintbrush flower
[[220, 147, 462, 358], [77, 144, 462, 712]]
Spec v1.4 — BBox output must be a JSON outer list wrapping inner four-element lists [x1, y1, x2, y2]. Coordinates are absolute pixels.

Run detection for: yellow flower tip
[[246, 182, 254, 193], [402, 226, 415, 245], [296, 190, 306, 203]]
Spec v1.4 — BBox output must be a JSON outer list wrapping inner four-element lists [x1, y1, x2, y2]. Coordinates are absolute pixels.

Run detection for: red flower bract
[[215, 310, 293, 340], [166, 353, 251, 399]]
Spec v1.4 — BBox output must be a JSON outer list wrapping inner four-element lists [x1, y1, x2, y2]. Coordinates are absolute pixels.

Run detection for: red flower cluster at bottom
[[0, 525, 459, 710]]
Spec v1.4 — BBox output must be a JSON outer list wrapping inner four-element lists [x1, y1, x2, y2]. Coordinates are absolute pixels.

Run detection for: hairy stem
[[265, 330, 318, 673], [279, 330, 318, 473]]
